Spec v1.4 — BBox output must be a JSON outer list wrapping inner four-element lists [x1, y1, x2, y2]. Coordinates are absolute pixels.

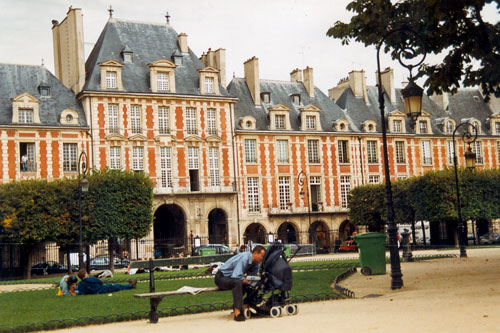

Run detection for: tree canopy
[[327, 0, 500, 100]]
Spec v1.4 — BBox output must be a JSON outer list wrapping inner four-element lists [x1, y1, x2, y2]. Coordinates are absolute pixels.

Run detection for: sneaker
[[128, 279, 138, 289], [234, 313, 245, 322]]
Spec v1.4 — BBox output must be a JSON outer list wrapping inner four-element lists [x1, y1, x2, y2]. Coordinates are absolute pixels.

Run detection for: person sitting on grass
[[77, 269, 137, 295], [57, 274, 78, 296]]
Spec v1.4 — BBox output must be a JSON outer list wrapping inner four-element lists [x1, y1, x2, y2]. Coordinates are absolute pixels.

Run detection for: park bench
[[131, 254, 233, 323]]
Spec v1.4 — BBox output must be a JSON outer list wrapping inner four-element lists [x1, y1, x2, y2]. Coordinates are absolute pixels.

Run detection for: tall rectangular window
[[188, 147, 200, 191], [158, 106, 169, 134], [340, 176, 351, 208], [185, 107, 197, 135], [20, 142, 36, 172], [63, 143, 77, 172], [338, 140, 349, 163], [367, 140, 378, 163], [205, 77, 214, 93], [245, 139, 257, 163], [132, 146, 144, 170], [106, 71, 117, 89], [108, 104, 119, 133], [496, 122, 500, 135], [310, 176, 321, 211], [275, 115, 285, 129], [497, 141, 500, 165], [247, 177, 260, 213], [446, 140, 455, 165], [109, 146, 121, 170], [472, 141, 483, 164], [159, 146, 172, 188], [206, 108, 217, 136], [209, 147, 220, 187], [19, 109, 34, 123], [393, 120, 402, 133], [419, 120, 428, 134], [157, 72, 169, 91], [276, 140, 289, 163], [395, 141, 406, 164], [130, 105, 141, 134], [421, 140, 432, 165], [278, 177, 291, 210], [368, 175, 380, 184], [306, 115, 316, 130], [307, 140, 320, 163]]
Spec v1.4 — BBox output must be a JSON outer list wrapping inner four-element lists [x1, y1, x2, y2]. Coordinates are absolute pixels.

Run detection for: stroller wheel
[[270, 306, 281, 318], [293, 304, 299, 315], [284, 304, 296, 315], [243, 308, 252, 319]]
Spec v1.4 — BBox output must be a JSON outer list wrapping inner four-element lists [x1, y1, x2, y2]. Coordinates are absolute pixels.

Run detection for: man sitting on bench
[[77, 269, 137, 295], [214, 245, 266, 321]]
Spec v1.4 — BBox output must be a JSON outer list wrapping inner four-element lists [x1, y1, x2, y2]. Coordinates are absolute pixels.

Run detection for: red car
[[339, 239, 358, 252]]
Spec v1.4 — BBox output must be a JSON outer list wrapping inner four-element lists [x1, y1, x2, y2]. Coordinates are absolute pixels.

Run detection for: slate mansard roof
[[83, 18, 230, 97], [228, 78, 350, 132], [0, 64, 86, 127]]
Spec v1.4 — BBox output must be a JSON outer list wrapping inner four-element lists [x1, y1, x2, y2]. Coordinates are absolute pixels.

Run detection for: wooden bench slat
[[134, 287, 221, 299]]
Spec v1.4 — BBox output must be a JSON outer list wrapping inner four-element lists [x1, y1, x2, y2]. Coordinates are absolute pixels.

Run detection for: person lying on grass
[[57, 275, 78, 296], [77, 269, 137, 295]]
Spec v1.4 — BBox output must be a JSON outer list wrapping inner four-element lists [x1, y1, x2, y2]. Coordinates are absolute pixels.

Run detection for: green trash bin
[[354, 232, 387, 275]]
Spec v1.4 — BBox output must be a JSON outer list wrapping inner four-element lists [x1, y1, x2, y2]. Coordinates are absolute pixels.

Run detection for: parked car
[[89, 255, 130, 270], [479, 233, 500, 245], [31, 261, 77, 276], [192, 244, 233, 256], [338, 239, 358, 252]]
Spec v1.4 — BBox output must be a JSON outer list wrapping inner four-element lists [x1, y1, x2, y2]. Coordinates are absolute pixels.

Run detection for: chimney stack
[[52, 7, 85, 93], [430, 92, 449, 111], [206, 48, 215, 67], [214, 48, 226, 87], [348, 70, 369, 103], [290, 68, 303, 82], [303, 66, 314, 98], [244, 56, 260, 105], [178, 33, 188, 53], [376, 67, 395, 103]]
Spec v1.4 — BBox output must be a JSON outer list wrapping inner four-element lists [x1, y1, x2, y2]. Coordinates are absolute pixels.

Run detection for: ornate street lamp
[[452, 122, 478, 258], [377, 29, 426, 290], [297, 170, 312, 244], [78, 151, 89, 270]]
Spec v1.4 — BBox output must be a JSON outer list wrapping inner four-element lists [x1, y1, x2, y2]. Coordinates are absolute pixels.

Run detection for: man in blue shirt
[[215, 245, 266, 321]]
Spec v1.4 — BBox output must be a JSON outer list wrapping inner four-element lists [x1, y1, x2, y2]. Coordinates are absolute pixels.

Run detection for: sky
[[0, 0, 498, 93]]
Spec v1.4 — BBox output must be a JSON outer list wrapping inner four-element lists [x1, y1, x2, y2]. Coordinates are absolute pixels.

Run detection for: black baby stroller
[[243, 242, 298, 319]]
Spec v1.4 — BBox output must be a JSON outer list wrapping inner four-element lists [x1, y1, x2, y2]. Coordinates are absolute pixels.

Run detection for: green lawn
[[0, 268, 347, 329]]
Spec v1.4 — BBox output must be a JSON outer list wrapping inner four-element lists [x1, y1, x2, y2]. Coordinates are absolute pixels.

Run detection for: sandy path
[[51, 247, 500, 333]]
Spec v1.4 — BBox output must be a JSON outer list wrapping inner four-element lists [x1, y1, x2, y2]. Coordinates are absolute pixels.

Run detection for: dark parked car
[[31, 261, 77, 276], [89, 255, 130, 270]]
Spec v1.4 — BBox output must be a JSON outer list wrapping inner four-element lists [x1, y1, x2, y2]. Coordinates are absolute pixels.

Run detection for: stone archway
[[277, 222, 298, 244], [153, 204, 186, 258], [244, 223, 267, 244], [208, 208, 228, 245], [339, 220, 357, 241], [309, 221, 330, 252]]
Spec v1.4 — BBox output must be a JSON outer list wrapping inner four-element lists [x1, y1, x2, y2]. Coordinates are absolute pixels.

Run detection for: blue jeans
[[103, 284, 132, 293]]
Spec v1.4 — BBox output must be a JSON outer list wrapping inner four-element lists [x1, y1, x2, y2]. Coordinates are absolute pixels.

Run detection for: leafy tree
[[327, 0, 500, 99], [348, 184, 385, 230]]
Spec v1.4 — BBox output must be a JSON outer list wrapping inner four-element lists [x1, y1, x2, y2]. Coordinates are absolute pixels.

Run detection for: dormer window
[[393, 120, 402, 133], [275, 115, 286, 129], [121, 45, 133, 63], [205, 77, 214, 93], [445, 120, 454, 134], [66, 114, 73, 123], [471, 120, 481, 135], [292, 94, 301, 105], [198, 67, 220, 95], [19, 109, 34, 123], [419, 120, 428, 134], [99, 60, 124, 91], [269, 104, 291, 130], [39, 86, 50, 97], [261, 93, 271, 104], [148, 60, 176, 93], [306, 115, 316, 130], [495, 122, 500, 135], [363, 120, 377, 133], [174, 56, 183, 66], [106, 71, 117, 89], [157, 72, 169, 92], [335, 119, 349, 132]]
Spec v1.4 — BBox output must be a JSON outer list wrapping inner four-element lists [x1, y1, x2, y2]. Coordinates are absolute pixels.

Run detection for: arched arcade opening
[[244, 223, 266, 244], [153, 204, 186, 258], [208, 208, 228, 245], [277, 222, 298, 243], [309, 221, 330, 253]]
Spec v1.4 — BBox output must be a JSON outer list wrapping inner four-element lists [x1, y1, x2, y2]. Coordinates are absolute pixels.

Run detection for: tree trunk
[[66, 246, 72, 274], [108, 238, 115, 273]]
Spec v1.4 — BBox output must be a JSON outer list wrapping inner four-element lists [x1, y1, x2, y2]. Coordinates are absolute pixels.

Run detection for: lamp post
[[297, 170, 312, 244], [452, 122, 478, 258], [267, 231, 275, 244], [78, 151, 89, 270], [377, 29, 426, 290]]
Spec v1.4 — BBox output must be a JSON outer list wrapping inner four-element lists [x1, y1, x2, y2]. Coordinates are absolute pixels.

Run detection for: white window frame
[[205, 77, 214, 94], [109, 146, 121, 170], [368, 175, 380, 184], [497, 141, 500, 164], [209, 147, 220, 187], [206, 108, 217, 136], [419, 120, 428, 134], [245, 139, 257, 163], [247, 177, 260, 213], [340, 175, 351, 208], [157, 72, 169, 91], [310, 176, 321, 204], [472, 141, 483, 164], [185, 107, 198, 135], [338, 140, 349, 164], [19, 109, 34, 123], [445, 121, 454, 134], [421, 140, 432, 165], [395, 141, 406, 164], [62, 143, 78, 172], [278, 177, 291, 210], [367, 140, 378, 164], [276, 140, 289, 164], [106, 71, 117, 89], [130, 105, 142, 134], [108, 104, 119, 134], [307, 140, 320, 164], [446, 140, 454, 165], [275, 115, 286, 129], [393, 119, 402, 133], [159, 146, 173, 188], [158, 106, 170, 134], [132, 146, 144, 171], [306, 115, 316, 130], [188, 147, 199, 170], [495, 122, 500, 135]]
